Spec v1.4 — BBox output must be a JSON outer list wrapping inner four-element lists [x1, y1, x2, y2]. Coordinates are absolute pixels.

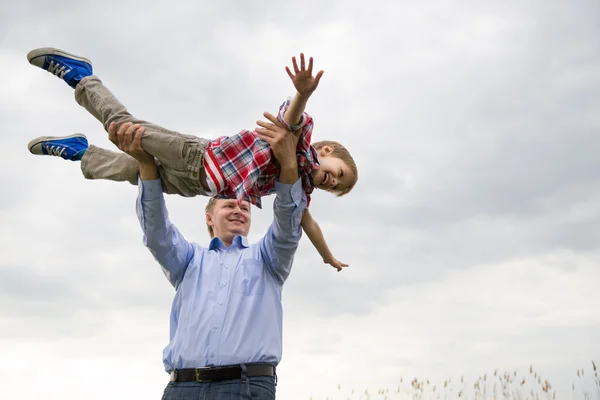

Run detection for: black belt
[[172, 364, 275, 382]]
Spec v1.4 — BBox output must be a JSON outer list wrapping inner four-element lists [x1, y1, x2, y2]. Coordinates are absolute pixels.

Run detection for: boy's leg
[[80, 145, 139, 186], [81, 145, 202, 196], [27, 135, 203, 197], [28, 48, 212, 197], [74, 75, 162, 135], [76, 76, 212, 196]]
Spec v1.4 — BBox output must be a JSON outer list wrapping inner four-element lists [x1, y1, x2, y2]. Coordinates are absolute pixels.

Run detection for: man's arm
[[282, 53, 323, 126], [136, 177, 195, 289], [301, 209, 348, 272], [259, 178, 306, 283], [109, 122, 195, 288], [255, 112, 305, 283]]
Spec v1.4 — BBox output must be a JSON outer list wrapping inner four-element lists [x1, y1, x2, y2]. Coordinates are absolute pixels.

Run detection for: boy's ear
[[206, 212, 214, 227], [319, 145, 334, 157]]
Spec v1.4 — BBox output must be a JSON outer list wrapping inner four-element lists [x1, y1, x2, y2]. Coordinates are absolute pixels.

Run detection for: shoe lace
[[45, 144, 66, 157], [48, 60, 72, 79]]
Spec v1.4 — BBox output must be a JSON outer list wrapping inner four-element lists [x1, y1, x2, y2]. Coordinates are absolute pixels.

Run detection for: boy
[[26, 48, 358, 271]]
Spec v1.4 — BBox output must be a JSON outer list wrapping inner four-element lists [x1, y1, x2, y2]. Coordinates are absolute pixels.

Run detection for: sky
[[1, 0, 599, 399]]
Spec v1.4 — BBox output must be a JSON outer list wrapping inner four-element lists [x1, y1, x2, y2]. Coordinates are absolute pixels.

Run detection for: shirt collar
[[209, 235, 249, 250], [234, 236, 250, 248]]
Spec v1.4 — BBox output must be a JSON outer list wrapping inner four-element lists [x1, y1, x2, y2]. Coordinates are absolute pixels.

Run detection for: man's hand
[[324, 257, 349, 272], [286, 53, 324, 98], [108, 122, 153, 163], [255, 112, 300, 177], [108, 122, 158, 180], [255, 112, 299, 184]]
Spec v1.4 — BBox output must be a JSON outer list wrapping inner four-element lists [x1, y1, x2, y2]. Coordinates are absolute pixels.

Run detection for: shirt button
[[214, 325, 219, 329], [210, 353, 215, 357], [220, 282, 226, 287]]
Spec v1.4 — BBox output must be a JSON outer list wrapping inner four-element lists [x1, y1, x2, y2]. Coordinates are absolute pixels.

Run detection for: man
[[109, 112, 306, 399]]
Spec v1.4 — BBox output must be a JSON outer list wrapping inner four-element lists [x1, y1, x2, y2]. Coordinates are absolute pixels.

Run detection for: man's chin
[[229, 227, 249, 236]]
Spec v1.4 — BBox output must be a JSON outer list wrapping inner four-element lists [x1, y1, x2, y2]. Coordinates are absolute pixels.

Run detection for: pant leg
[[160, 376, 275, 400], [80, 145, 138, 184], [161, 382, 204, 400], [247, 376, 276, 400], [74, 76, 211, 197], [75, 75, 171, 134], [81, 145, 202, 196], [205, 376, 276, 400]]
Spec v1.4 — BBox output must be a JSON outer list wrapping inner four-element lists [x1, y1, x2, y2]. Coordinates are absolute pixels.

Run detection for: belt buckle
[[195, 368, 210, 383]]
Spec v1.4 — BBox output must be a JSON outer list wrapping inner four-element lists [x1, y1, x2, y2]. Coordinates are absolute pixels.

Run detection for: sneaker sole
[[26, 47, 92, 65], [27, 133, 88, 153]]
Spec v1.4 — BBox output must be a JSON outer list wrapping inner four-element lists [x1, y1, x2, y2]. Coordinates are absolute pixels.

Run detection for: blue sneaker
[[27, 48, 93, 89], [28, 134, 88, 161]]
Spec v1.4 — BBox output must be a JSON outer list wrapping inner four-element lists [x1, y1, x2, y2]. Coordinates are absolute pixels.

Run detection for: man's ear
[[206, 212, 213, 228]]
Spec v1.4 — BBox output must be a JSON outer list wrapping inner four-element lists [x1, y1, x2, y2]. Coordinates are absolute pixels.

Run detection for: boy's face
[[312, 146, 354, 193]]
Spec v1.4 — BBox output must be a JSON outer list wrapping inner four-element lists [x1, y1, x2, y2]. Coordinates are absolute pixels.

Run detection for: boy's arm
[[282, 53, 324, 126], [283, 92, 311, 127], [301, 209, 349, 272], [255, 112, 306, 283]]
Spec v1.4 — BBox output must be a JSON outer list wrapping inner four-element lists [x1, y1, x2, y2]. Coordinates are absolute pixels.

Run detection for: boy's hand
[[286, 53, 324, 97], [324, 257, 349, 272]]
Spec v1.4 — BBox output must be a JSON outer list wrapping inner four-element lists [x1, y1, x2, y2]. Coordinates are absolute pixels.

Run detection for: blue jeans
[[161, 376, 276, 400]]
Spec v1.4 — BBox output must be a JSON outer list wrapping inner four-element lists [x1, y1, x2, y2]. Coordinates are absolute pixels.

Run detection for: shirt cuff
[[277, 98, 306, 132], [139, 177, 163, 201], [286, 115, 305, 132], [274, 178, 304, 206]]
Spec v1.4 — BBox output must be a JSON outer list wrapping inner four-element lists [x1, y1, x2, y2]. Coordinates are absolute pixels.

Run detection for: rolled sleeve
[[274, 178, 305, 207], [140, 178, 163, 200], [277, 98, 308, 132], [260, 177, 306, 283]]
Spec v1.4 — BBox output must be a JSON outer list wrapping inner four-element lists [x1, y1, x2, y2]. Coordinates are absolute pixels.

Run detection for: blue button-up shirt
[[136, 177, 306, 373]]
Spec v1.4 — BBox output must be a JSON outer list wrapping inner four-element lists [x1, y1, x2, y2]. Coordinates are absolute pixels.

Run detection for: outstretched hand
[[325, 257, 349, 272], [286, 53, 324, 97]]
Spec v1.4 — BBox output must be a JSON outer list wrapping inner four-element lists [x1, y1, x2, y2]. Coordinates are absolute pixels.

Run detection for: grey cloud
[[1, 1, 599, 395]]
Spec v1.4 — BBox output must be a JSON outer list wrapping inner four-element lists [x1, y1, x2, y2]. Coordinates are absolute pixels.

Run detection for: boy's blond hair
[[312, 140, 358, 196]]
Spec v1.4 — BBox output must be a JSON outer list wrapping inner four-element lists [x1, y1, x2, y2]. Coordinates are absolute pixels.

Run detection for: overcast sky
[[1, 0, 599, 399]]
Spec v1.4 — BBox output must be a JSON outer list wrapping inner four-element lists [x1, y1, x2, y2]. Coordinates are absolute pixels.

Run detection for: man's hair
[[205, 197, 218, 238], [312, 140, 358, 196]]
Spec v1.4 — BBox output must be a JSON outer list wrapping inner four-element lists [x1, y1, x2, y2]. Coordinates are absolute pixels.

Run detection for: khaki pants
[[76, 75, 210, 197]]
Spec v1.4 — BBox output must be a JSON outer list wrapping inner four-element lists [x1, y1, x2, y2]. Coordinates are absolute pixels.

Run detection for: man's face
[[206, 199, 251, 242]]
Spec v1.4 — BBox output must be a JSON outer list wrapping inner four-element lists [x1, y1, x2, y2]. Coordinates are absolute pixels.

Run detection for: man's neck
[[214, 235, 235, 248]]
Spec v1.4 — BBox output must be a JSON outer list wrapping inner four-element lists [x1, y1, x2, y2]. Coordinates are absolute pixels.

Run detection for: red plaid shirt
[[203, 99, 319, 208]]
